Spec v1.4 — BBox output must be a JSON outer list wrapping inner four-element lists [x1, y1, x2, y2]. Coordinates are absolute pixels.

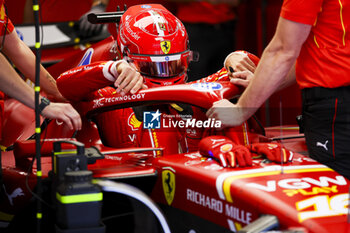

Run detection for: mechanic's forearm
[[277, 62, 296, 91], [236, 17, 310, 121], [2, 31, 63, 100], [0, 53, 36, 109], [236, 38, 298, 120]]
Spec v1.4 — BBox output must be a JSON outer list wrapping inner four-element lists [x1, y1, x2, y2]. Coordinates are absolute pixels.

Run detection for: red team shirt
[[281, 0, 350, 89]]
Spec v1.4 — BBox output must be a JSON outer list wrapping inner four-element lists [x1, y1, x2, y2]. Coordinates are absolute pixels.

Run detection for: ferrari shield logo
[[160, 41, 171, 54], [162, 170, 175, 205]]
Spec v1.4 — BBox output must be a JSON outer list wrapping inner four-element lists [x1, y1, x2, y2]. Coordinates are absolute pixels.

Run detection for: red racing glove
[[249, 143, 293, 163], [199, 136, 252, 168]]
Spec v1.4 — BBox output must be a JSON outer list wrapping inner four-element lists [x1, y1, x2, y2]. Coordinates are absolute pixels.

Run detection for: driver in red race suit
[[57, 4, 290, 167]]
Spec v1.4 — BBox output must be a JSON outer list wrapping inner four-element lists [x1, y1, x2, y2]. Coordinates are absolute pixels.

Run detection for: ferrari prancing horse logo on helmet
[[162, 169, 175, 205], [160, 40, 171, 54]]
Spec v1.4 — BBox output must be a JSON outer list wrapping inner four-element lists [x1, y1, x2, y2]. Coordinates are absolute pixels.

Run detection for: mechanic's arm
[[280, 62, 296, 90], [0, 53, 38, 109], [192, 50, 259, 83], [0, 53, 81, 130], [224, 51, 258, 74], [1, 30, 66, 102], [229, 59, 296, 89], [223, 50, 259, 87], [206, 17, 311, 128]]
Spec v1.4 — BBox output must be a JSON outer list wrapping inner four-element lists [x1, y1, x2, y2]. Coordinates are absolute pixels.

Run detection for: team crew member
[[57, 4, 259, 166], [207, 0, 350, 179], [0, 0, 81, 135]]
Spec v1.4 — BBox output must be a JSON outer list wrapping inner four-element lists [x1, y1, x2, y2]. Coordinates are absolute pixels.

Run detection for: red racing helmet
[[116, 4, 197, 87]]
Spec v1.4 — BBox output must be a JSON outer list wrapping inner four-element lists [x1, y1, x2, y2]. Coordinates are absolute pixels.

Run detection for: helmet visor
[[127, 50, 198, 78]]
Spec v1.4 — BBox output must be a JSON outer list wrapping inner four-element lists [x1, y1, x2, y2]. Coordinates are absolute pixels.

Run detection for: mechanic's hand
[[199, 136, 252, 167], [115, 61, 147, 95], [225, 51, 257, 74], [249, 143, 294, 163], [41, 103, 82, 131], [206, 99, 246, 129], [229, 70, 254, 88], [78, 3, 106, 38]]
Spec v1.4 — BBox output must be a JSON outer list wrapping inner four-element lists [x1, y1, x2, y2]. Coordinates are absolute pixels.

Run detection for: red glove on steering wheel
[[249, 143, 293, 163], [199, 136, 252, 168]]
